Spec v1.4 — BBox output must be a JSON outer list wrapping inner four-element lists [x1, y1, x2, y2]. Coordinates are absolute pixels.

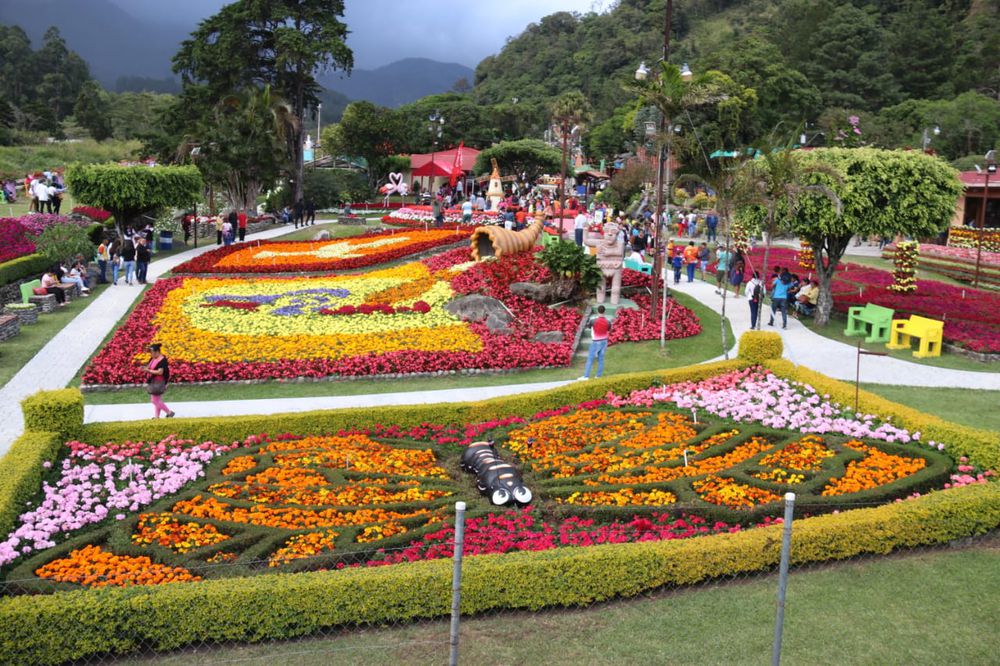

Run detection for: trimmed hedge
[[0, 432, 63, 540], [0, 253, 51, 288], [0, 482, 996, 665], [764, 359, 1000, 471], [21, 389, 83, 442], [737, 330, 783, 364]]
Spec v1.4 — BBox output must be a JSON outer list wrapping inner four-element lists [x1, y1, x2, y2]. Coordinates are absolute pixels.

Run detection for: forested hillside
[[471, 0, 1000, 164]]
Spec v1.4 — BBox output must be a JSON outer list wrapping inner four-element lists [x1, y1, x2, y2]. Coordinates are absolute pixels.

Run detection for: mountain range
[[0, 0, 474, 111]]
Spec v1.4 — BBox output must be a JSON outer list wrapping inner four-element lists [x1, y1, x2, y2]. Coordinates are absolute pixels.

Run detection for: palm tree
[[549, 91, 591, 210]]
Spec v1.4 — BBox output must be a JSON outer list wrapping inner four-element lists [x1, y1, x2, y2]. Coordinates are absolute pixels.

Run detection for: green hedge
[[738, 330, 783, 364], [0, 254, 51, 288], [0, 432, 63, 539], [21, 389, 83, 442], [0, 481, 996, 665]]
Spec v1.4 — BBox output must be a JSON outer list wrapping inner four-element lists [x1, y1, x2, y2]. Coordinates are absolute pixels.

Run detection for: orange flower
[[692, 475, 782, 510], [557, 487, 678, 507], [221, 456, 257, 475], [822, 442, 927, 496], [269, 530, 339, 567], [132, 513, 230, 553], [36, 545, 201, 587], [172, 495, 430, 530]]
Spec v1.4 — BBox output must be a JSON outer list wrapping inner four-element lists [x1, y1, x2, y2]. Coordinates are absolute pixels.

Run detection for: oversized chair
[[885, 314, 944, 358]]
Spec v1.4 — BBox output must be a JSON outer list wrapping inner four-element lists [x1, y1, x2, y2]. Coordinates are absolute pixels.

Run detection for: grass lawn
[[0, 282, 110, 388], [860, 383, 1000, 433], [262, 218, 382, 242], [79, 292, 732, 403], [121, 536, 1000, 665]]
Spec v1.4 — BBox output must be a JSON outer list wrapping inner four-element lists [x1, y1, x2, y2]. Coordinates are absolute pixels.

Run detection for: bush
[[28, 224, 95, 267], [21, 389, 83, 442], [0, 254, 51, 287], [0, 431, 63, 540], [0, 482, 995, 665], [304, 169, 370, 208], [737, 331, 783, 363]]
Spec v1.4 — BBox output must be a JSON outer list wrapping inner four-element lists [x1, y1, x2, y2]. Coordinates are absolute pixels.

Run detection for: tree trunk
[[812, 234, 851, 326]]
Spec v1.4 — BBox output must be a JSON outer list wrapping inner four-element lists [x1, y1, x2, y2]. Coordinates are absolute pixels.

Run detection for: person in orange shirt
[[683, 241, 699, 282], [514, 207, 527, 230]]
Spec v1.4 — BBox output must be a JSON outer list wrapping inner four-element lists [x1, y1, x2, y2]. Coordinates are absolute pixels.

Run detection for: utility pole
[[649, 0, 673, 318]]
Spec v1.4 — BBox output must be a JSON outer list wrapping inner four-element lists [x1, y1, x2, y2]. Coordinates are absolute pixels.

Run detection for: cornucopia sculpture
[[470, 218, 543, 261]]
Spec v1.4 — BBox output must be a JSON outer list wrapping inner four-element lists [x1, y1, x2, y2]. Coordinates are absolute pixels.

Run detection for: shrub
[[0, 254, 51, 287], [28, 224, 95, 267], [0, 432, 63, 539], [21, 389, 83, 442], [737, 331, 783, 363]]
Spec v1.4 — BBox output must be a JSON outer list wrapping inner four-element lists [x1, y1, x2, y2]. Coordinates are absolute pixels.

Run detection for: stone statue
[[585, 221, 625, 305]]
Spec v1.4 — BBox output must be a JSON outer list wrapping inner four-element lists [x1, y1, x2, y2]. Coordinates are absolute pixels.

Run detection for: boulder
[[445, 294, 512, 324], [485, 313, 514, 332], [510, 281, 575, 303], [533, 331, 564, 343], [313, 229, 331, 241]]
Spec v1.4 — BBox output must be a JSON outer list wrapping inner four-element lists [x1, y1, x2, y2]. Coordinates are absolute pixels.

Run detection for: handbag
[[146, 377, 166, 395]]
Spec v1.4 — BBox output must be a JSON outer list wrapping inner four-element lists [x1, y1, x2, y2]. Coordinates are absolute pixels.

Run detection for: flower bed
[[171, 229, 472, 274], [382, 205, 502, 228], [882, 243, 1000, 290], [712, 246, 1000, 353], [83, 249, 701, 386], [4, 367, 978, 592], [70, 206, 112, 223], [948, 226, 1000, 253], [0, 214, 89, 263]]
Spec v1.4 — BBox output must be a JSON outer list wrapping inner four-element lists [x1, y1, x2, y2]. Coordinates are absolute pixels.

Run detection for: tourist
[[768, 269, 792, 329], [238, 209, 248, 241], [676, 210, 687, 237], [214, 215, 224, 244], [461, 197, 473, 224], [222, 216, 234, 246], [109, 239, 122, 285], [578, 305, 610, 380], [729, 257, 745, 297], [683, 241, 699, 282], [96, 238, 110, 284], [671, 244, 684, 284], [432, 196, 443, 228], [697, 242, 710, 279], [745, 271, 764, 328], [686, 210, 698, 237], [144, 343, 175, 419], [32, 177, 51, 214], [61, 262, 90, 296], [705, 209, 719, 243], [574, 209, 587, 246], [715, 244, 731, 294], [292, 200, 304, 228], [794, 279, 820, 317], [121, 238, 136, 285], [47, 179, 63, 215], [305, 200, 316, 226], [135, 237, 151, 285], [39, 271, 67, 307]]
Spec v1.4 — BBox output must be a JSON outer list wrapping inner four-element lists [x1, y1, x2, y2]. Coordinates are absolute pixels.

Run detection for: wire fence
[[2, 495, 996, 665]]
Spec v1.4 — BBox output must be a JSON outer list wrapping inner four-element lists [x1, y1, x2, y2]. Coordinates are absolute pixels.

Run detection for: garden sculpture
[[379, 172, 408, 206], [486, 158, 505, 211], [470, 218, 543, 261], [461, 441, 532, 506], [585, 220, 625, 305]]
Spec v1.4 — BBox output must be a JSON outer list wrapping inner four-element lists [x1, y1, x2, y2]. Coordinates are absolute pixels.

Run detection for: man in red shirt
[[237, 210, 248, 242], [579, 305, 610, 380]]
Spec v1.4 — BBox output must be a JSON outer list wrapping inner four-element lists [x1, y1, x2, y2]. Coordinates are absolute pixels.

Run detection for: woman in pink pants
[[144, 343, 175, 418]]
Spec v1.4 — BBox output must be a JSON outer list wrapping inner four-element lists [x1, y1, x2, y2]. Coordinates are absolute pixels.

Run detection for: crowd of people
[[20, 171, 66, 213]]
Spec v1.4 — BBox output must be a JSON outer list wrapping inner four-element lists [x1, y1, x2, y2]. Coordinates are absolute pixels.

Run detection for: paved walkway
[[0, 224, 301, 453], [2, 237, 996, 455]]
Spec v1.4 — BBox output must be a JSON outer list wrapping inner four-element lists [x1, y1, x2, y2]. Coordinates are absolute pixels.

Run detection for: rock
[[445, 294, 512, 324], [313, 229, 331, 241], [510, 281, 575, 303], [485, 313, 514, 332], [533, 331, 564, 343]]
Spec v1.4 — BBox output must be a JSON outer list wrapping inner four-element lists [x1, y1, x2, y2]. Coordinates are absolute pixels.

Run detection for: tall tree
[[321, 101, 406, 191], [74, 81, 113, 142], [173, 0, 353, 205], [473, 139, 562, 182], [549, 90, 592, 206]]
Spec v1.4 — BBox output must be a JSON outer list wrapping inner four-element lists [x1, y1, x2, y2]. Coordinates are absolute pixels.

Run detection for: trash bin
[[158, 230, 173, 251]]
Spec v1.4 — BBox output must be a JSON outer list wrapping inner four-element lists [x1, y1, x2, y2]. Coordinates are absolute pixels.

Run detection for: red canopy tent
[[410, 156, 460, 177]]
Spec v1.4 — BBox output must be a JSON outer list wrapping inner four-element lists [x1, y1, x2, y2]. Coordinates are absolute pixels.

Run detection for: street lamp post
[[428, 111, 445, 196], [974, 151, 996, 288], [922, 125, 940, 152], [316, 103, 322, 149]]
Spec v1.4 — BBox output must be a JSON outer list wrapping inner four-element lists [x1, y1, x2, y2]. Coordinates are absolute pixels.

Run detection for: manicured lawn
[[860, 384, 1000, 433], [0, 282, 110, 388], [79, 291, 731, 403], [269, 218, 382, 241], [120, 537, 1000, 665]]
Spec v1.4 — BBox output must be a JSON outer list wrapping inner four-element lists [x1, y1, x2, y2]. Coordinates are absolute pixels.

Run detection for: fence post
[[449, 501, 466, 666], [771, 492, 795, 666]]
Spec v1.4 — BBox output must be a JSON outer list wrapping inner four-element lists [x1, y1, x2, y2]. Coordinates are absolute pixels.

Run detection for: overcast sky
[[110, 0, 601, 69]]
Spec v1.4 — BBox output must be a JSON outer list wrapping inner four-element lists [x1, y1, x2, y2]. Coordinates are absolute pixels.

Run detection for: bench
[[844, 303, 895, 343], [20, 279, 42, 304], [624, 257, 653, 275], [886, 315, 944, 358], [0, 314, 20, 342]]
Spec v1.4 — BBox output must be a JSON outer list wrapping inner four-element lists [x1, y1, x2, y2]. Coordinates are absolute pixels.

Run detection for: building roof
[[409, 146, 481, 172], [959, 170, 1000, 188]]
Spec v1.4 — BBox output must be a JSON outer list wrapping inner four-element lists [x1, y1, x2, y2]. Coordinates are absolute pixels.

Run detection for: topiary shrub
[[737, 331, 783, 364], [21, 389, 84, 441]]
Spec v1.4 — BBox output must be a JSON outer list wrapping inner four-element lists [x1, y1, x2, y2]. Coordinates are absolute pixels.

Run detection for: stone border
[[942, 343, 999, 364]]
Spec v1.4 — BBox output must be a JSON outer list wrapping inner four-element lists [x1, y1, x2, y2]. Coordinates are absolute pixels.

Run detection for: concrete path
[[83, 381, 573, 424], [0, 223, 303, 453]]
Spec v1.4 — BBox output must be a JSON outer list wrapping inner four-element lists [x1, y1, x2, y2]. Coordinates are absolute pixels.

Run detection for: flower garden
[[725, 246, 1000, 353], [0, 214, 91, 263], [2, 366, 982, 593], [382, 205, 502, 228], [170, 228, 472, 274], [81, 244, 701, 387]]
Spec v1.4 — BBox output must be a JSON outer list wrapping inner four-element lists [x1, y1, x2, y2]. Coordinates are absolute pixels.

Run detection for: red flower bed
[[0, 218, 36, 263], [171, 229, 471, 274], [71, 206, 112, 222]]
